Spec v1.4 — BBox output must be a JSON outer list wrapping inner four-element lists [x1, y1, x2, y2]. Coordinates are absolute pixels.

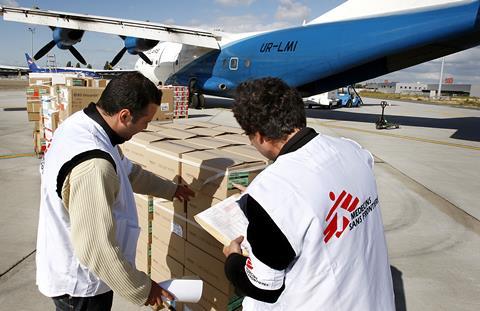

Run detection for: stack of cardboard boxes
[[134, 194, 154, 275], [26, 82, 51, 154], [122, 120, 271, 311], [162, 85, 189, 119], [25, 73, 108, 154], [25, 73, 180, 155]]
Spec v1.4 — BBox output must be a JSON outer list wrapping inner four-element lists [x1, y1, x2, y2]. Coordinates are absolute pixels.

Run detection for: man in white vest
[[223, 77, 395, 310], [37, 72, 193, 310]]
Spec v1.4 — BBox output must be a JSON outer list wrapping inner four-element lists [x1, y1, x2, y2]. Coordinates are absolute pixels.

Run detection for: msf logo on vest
[[323, 190, 359, 244]]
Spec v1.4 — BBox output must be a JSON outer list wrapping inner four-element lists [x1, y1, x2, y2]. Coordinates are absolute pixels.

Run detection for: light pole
[[27, 27, 36, 57], [437, 57, 445, 99]]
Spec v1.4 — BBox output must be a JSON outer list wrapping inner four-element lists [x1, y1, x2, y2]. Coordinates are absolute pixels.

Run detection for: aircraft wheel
[[197, 94, 205, 109], [190, 94, 199, 109]]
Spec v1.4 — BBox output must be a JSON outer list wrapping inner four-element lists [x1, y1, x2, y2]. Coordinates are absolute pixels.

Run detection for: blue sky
[[1, 0, 479, 84]]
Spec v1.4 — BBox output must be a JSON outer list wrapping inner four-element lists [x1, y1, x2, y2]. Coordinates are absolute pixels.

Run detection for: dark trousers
[[52, 290, 113, 311]]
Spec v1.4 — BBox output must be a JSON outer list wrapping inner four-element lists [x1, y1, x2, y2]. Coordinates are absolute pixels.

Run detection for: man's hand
[[145, 280, 174, 309], [173, 185, 195, 202], [223, 235, 244, 257], [231, 183, 247, 193]]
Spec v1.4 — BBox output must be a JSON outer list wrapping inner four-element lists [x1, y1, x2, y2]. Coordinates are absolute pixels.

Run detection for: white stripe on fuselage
[[308, 0, 473, 24]]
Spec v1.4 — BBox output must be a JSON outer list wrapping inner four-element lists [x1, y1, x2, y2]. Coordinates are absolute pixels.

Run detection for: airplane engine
[[110, 36, 159, 66], [34, 27, 87, 65]]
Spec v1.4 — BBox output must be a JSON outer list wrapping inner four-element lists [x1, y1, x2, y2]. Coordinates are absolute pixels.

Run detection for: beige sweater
[[62, 156, 177, 305]]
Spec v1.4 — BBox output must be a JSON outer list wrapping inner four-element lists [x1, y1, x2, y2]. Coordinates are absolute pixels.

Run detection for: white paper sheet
[[194, 194, 249, 248], [159, 277, 203, 303]]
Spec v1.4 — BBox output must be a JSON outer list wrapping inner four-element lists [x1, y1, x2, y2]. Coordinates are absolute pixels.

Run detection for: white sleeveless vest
[[243, 134, 395, 310], [36, 110, 140, 297]]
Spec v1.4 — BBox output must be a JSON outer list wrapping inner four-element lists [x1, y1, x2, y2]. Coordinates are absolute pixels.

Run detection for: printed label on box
[[227, 172, 250, 190], [160, 103, 170, 112]]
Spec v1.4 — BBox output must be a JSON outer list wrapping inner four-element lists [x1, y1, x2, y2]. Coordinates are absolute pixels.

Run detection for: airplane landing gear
[[188, 78, 205, 109], [376, 101, 399, 129], [190, 93, 205, 109]]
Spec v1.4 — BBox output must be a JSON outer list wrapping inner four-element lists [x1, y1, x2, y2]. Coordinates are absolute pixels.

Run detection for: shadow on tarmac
[[391, 266, 407, 311], [305, 108, 480, 142], [202, 97, 480, 142]]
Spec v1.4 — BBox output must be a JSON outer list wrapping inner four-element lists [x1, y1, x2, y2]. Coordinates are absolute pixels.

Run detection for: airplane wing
[[0, 6, 221, 49]]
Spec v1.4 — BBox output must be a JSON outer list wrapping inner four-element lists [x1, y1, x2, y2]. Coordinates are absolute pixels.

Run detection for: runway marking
[[311, 121, 480, 151], [0, 152, 36, 159]]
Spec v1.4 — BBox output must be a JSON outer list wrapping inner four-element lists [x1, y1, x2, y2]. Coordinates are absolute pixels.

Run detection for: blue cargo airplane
[[1, 0, 479, 107]]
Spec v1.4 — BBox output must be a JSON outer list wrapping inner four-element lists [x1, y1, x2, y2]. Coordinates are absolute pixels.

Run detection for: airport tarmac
[[0, 89, 479, 310]]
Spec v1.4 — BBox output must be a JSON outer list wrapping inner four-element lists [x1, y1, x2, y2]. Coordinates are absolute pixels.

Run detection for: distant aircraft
[[1, 0, 479, 107], [25, 53, 100, 77]]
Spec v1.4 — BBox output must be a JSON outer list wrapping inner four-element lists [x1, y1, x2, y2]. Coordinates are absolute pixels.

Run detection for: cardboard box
[[57, 86, 104, 121], [184, 137, 237, 149], [93, 79, 109, 88], [34, 131, 46, 154], [121, 131, 171, 166], [26, 85, 51, 100], [186, 191, 221, 221], [181, 121, 218, 128], [185, 127, 229, 137], [34, 121, 41, 132], [184, 269, 241, 311], [211, 125, 245, 135], [181, 149, 266, 199], [215, 134, 250, 145], [150, 246, 184, 281], [154, 198, 186, 218], [166, 139, 211, 151], [28, 76, 52, 86], [145, 140, 197, 183], [85, 78, 94, 87], [221, 145, 270, 164], [134, 194, 154, 221], [146, 121, 175, 131], [135, 236, 151, 275], [152, 203, 187, 264], [134, 195, 154, 243], [185, 242, 231, 295], [65, 77, 87, 87], [157, 122, 199, 131], [26, 101, 41, 113], [187, 221, 225, 262], [155, 128, 199, 140], [27, 112, 40, 122], [153, 87, 174, 121], [42, 111, 59, 132]]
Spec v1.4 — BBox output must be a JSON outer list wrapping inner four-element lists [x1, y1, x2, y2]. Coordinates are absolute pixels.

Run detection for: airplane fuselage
[[163, 0, 480, 97]]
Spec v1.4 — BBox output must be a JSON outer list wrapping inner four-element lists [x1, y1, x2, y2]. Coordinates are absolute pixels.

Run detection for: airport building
[[364, 82, 480, 97], [364, 82, 427, 94]]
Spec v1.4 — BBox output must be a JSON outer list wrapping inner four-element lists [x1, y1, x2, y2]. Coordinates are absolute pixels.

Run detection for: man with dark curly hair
[[223, 77, 395, 310]]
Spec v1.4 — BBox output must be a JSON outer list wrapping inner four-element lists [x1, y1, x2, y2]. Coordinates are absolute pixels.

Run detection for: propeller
[[68, 46, 87, 66], [138, 52, 153, 65], [33, 27, 87, 65], [109, 36, 157, 67], [110, 47, 127, 67], [33, 40, 56, 61]]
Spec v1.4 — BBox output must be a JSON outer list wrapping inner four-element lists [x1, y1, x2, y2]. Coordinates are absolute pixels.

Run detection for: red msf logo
[[246, 258, 253, 270], [323, 190, 359, 243]]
